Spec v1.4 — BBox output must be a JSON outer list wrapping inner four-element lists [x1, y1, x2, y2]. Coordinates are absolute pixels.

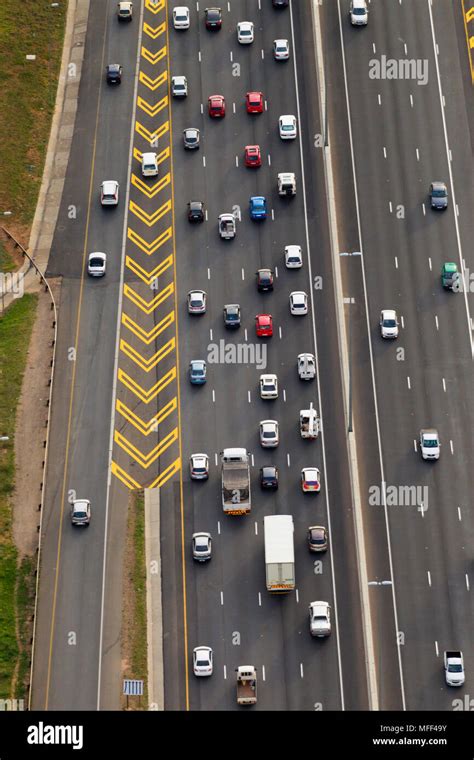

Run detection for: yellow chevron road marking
[[127, 226, 172, 255], [118, 366, 176, 403], [137, 95, 168, 117], [129, 199, 172, 226], [111, 461, 142, 489], [135, 121, 169, 144], [467, 7, 474, 22], [141, 45, 167, 65], [143, 21, 166, 39], [116, 397, 177, 436], [114, 427, 178, 468], [148, 457, 181, 488], [131, 170, 170, 198], [145, 0, 165, 13], [139, 70, 168, 91], [122, 311, 175, 345], [120, 336, 175, 371], [125, 254, 173, 285], [132, 146, 169, 168], [124, 282, 174, 314]]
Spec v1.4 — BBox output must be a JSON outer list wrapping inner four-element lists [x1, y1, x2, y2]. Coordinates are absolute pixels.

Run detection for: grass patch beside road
[[0, 294, 38, 697], [0, 0, 67, 228], [121, 490, 148, 708]]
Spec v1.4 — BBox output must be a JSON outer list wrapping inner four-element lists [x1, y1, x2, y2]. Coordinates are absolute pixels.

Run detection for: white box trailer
[[221, 448, 251, 515], [264, 515, 295, 592], [300, 403, 319, 439]]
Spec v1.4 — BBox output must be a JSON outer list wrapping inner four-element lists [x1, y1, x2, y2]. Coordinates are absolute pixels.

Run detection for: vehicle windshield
[[423, 438, 438, 447], [448, 664, 462, 672], [75, 512, 87, 519], [432, 188, 446, 197], [383, 319, 396, 327], [353, 8, 365, 14]]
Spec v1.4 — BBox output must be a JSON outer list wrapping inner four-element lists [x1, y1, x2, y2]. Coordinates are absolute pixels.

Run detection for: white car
[[260, 419, 279, 448], [419, 429, 440, 460], [88, 252, 106, 277], [298, 353, 316, 380], [71, 499, 91, 526], [187, 290, 207, 314], [193, 646, 213, 676], [350, 0, 368, 26], [273, 39, 289, 60], [285, 245, 303, 268], [192, 532, 212, 561], [190, 453, 209, 480], [290, 291, 308, 315], [141, 152, 158, 176], [100, 180, 119, 206], [173, 6, 190, 28], [172, 75, 188, 97], [237, 21, 254, 44], [309, 601, 331, 637], [260, 374, 278, 399], [301, 467, 321, 493], [279, 114, 297, 140], [380, 309, 399, 339], [117, 2, 133, 21]]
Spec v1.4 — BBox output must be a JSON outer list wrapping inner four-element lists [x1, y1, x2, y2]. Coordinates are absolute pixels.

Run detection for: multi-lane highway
[[29, 0, 473, 713]]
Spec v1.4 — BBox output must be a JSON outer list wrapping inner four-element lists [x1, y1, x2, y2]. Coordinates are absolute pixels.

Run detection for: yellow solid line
[[164, 0, 190, 711], [44, 3, 111, 709]]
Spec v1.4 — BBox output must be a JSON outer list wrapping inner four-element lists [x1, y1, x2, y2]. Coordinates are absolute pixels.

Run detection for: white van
[[141, 152, 158, 177]]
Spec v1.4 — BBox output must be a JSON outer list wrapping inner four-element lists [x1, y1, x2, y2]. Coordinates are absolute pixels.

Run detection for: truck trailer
[[264, 515, 295, 591]]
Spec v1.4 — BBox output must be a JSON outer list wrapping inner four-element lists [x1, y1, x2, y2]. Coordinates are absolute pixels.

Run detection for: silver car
[[183, 127, 200, 149], [192, 532, 212, 561]]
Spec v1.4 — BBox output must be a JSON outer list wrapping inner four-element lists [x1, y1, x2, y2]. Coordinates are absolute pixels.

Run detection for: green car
[[441, 262, 459, 290]]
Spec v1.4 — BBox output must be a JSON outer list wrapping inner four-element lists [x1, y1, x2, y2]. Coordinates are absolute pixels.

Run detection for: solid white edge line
[[335, 0, 407, 709], [96, 0, 146, 710], [296, 0, 347, 711]]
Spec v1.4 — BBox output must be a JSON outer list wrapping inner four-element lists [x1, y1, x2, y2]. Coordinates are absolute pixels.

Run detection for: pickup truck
[[444, 650, 465, 686], [236, 666, 257, 705], [218, 213, 236, 239], [278, 172, 296, 196], [300, 403, 319, 439]]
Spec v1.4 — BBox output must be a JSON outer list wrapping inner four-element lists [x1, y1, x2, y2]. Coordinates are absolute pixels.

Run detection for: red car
[[208, 94, 225, 118], [244, 145, 262, 168], [246, 91, 264, 113], [255, 314, 273, 337]]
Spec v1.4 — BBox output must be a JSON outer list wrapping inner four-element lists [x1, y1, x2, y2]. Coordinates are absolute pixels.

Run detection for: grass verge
[[0, 294, 38, 698], [121, 489, 148, 709], [0, 0, 67, 228]]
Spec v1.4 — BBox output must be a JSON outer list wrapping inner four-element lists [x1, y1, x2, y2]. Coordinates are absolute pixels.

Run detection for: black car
[[106, 64, 122, 84], [223, 303, 241, 328], [256, 268, 274, 292], [188, 201, 205, 222], [260, 465, 278, 489], [205, 7, 222, 28]]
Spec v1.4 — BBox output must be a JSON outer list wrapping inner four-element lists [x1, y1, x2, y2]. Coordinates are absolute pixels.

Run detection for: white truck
[[236, 666, 257, 705], [221, 448, 251, 515], [278, 172, 296, 196], [444, 651, 465, 686], [264, 515, 295, 592], [218, 213, 236, 239], [300, 403, 319, 439]]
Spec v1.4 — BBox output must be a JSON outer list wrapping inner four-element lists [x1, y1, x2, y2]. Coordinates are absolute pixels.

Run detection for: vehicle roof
[[310, 601, 329, 612], [142, 151, 157, 160], [256, 313, 272, 322], [381, 309, 397, 318]]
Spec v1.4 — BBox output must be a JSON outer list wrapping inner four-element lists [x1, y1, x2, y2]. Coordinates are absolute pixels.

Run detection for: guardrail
[[0, 225, 59, 708]]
